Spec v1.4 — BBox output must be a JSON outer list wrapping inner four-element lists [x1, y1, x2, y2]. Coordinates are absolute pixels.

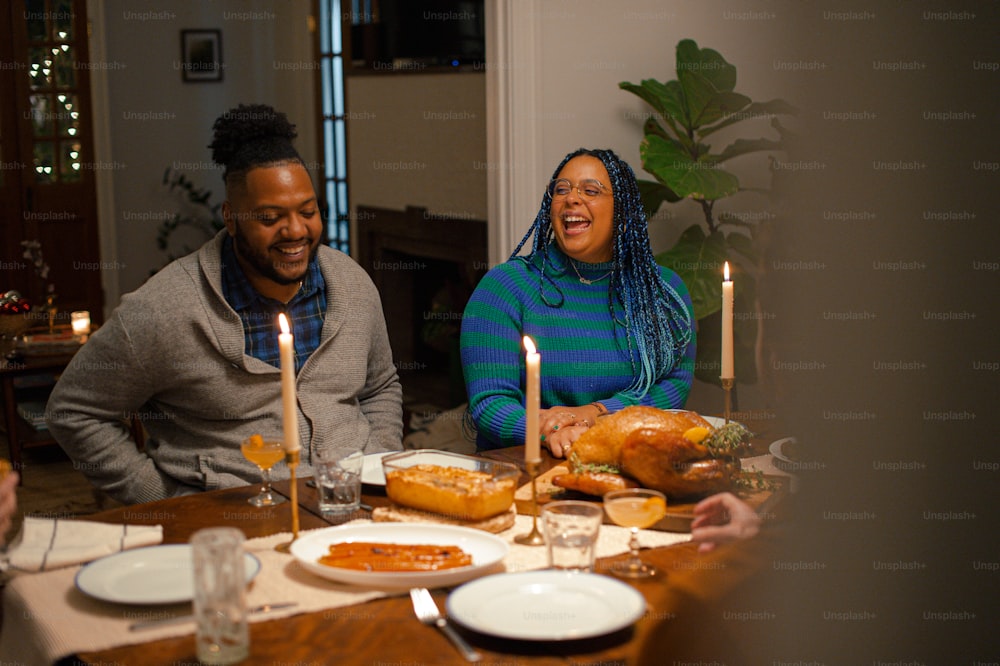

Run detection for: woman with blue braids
[[460, 148, 696, 456]]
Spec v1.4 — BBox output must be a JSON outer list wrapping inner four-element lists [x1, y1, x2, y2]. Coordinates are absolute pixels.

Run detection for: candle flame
[[278, 313, 290, 335], [523, 335, 537, 355], [723, 261, 730, 281]]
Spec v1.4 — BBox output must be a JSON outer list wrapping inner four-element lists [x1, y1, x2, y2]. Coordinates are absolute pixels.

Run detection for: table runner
[[0, 516, 689, 664]]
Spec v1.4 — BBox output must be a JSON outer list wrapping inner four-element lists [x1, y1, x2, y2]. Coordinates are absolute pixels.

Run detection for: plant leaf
[[620, 79, 692, 150], [637, 179, 682, 219], [698, 99, 798, 139], [654, 225, 727, 320], [675, 40, 742, 129], [725, 232, 758, 263], [715, 137, 787, 164], [641, 134, 740, 201], [676, 39, 737, 93], [693, 91, 752, 128]]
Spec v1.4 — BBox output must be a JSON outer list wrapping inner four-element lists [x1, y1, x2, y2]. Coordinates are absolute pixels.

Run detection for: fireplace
[[356, 205, 488, 407]]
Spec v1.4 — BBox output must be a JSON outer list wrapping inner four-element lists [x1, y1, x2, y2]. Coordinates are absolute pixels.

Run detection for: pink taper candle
[[523, 335, 541, 463], [277, 314, 300, 453], [721, 262, 734, 380]]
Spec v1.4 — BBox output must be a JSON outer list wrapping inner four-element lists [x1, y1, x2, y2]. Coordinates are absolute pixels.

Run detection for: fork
[[409, 587, 482, 662]]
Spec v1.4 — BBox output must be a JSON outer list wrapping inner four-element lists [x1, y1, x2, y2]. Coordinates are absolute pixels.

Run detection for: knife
[[129, 602, 298, 631]]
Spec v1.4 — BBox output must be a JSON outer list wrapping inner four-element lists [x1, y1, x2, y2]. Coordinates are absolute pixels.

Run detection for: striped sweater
[[460, 247, 696, 450]]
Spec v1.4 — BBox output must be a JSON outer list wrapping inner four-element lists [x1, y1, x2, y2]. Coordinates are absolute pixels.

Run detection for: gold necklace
[[569, 259, 613, 285]]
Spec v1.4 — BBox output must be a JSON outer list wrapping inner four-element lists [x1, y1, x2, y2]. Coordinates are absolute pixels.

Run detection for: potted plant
[[155, 168, 225, 271], [620, 39, 796, 386]]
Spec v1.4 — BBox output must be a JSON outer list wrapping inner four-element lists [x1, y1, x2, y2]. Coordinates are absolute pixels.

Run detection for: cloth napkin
[[3, 517, 163, 572]]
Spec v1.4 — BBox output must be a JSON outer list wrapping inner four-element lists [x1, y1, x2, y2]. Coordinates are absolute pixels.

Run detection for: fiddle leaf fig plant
[[620, 39, 796, 384]]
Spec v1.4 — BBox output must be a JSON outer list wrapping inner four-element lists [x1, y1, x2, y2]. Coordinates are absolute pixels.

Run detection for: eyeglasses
[[547, 178, 609, 201]]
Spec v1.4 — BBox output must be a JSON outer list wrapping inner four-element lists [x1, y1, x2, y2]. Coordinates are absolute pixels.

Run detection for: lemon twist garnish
[[683, 426, 711, 444], [643, 496, 667, 513]]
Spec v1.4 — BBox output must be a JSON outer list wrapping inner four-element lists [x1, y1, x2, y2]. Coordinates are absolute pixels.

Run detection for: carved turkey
[[552, 406, 749, 499]]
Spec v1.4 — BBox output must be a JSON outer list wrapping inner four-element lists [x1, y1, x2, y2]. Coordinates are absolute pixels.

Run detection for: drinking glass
[[191, 527, 249, 665], [541, 500, 604, 572], [240, 435, 286, 507], [315, 451, 364, 515], [602, 488, 668, 578]]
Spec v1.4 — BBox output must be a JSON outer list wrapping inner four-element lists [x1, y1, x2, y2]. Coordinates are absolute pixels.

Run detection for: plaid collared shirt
[[221, 236, 326, 372]]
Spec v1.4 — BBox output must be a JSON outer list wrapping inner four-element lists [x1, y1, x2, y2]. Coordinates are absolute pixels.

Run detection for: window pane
[[321, 57, 332, 116], [319, 0, 330, 52], [29, 47, 53, 90], [57, 94, 79, 137], [54, 0, 74, 40], [337, 182, 348, 218], [325, 181, 338, 243], [324, 120, 334, 178], [334, 120, 346, 178], [24, 0, 47, 42], [60, 141, 81, 181], [33, 140, 54, 183], [54, 44, 76, 88], [29, 94, 52, 136], [332, 56, 344, 116], [330, 0, 342, 53]]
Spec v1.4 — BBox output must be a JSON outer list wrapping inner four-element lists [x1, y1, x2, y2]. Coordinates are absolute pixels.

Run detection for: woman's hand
[[537, 404, 603, 458], [544, 424, 588, 458], [689, 492, 761, 553]]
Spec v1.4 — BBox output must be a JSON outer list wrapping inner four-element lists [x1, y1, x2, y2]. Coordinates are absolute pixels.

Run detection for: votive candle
[[70, 311, 91, 336]]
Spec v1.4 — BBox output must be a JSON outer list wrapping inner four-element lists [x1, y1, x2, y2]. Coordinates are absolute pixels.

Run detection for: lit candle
[[70, 310, 91, 336], [721, 262, 734, 380], [277, 314, 300, 453], [523, 335, 541, 463]]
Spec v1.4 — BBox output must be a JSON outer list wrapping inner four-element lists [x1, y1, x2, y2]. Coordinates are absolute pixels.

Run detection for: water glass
[[316, 451, 364, 515], [541, 500, 604, 572], [191, 527, 249, 665]]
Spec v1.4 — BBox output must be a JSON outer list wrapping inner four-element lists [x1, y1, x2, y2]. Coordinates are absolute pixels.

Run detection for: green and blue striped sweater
[[460, 247, 696, 450]]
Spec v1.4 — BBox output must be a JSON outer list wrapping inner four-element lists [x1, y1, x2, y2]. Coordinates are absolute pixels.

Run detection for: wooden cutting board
[[514, 463, 787, 533]]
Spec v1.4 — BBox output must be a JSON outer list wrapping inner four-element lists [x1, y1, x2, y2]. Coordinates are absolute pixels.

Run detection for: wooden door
[[0, 0, 103, 323]]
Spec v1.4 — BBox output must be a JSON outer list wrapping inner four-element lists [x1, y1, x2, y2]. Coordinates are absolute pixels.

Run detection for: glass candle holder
[[70, 310, 91, 335]]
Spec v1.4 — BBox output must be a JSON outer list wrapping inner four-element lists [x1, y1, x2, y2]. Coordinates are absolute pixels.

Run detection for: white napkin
[[4, 517, 163, 572]]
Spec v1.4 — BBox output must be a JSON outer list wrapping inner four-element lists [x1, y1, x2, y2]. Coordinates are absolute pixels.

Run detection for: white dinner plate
[[291, 522, 508, 589], [769, 437, 799, 465], [361, 451, 395, 485], [75, 544, 261, 605], [703, 415, 726, 429], [665, 409, 726, 429], [447, 570, 646, 641]]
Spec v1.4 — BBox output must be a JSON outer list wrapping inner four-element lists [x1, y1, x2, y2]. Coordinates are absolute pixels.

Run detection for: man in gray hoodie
[[46, 104, 402, 504]]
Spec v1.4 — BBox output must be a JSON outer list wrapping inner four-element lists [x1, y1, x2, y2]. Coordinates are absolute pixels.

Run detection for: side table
[[0, 343, 81, 484]]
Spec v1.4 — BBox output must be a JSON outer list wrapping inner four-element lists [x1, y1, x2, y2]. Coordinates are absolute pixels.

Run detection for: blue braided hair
[[510, 148, 694, 399]]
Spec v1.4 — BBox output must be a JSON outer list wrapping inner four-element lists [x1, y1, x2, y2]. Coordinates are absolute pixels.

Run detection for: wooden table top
[[72, 447, 789, 665]]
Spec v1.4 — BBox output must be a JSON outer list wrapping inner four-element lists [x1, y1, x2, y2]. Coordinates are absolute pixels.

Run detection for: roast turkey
[[552, 406, 748, 499]]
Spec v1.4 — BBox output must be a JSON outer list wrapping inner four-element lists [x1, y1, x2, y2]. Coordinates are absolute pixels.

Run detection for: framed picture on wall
[[180, 29, 223, 82]]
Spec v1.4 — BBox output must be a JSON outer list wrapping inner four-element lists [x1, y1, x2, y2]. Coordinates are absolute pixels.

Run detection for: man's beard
[[233, 223, 317, 286]]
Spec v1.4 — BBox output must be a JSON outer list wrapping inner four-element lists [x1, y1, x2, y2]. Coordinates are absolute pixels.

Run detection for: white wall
[[93, 0, 317, 305]]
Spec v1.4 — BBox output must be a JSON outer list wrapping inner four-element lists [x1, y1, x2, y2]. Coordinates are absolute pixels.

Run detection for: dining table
[[2, 438, 792, 665]]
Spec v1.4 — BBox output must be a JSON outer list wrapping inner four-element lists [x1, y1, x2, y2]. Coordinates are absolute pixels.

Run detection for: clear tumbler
[[191, 527, 250, 664]]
